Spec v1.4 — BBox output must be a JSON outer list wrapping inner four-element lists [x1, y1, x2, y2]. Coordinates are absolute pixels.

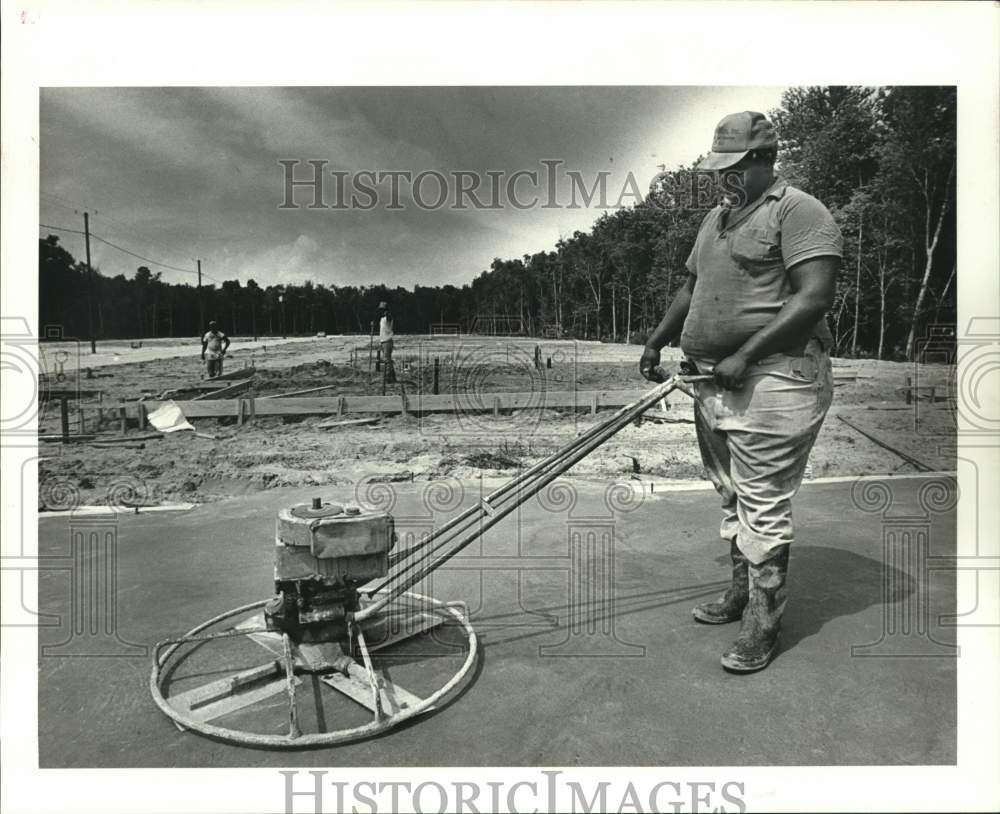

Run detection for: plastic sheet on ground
[[147, 400, 196, 433]]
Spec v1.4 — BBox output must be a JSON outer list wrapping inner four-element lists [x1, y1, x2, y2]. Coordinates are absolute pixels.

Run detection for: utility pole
[[197, 259, 204, 332], [251, 291, 258, 341], [83, 212, 96, 354]]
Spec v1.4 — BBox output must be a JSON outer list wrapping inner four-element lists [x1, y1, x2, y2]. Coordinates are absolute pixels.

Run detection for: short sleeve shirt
[[680, 179, 842, 365], [379, 316, 393, 341], [203, 331, 226, 360]]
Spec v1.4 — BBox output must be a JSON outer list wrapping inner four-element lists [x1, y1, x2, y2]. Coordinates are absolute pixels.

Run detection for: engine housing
[[264, 499, 395, 644]]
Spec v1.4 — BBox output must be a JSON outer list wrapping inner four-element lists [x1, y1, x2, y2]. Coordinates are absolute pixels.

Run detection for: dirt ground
[[37, 335, 956, 509]]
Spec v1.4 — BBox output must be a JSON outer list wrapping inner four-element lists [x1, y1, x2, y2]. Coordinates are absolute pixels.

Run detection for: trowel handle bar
[[652, 365, 714, 386], [360, 371, 715, 617]]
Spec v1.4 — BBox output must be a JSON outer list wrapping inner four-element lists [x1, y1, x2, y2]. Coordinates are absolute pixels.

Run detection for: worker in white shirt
[[377, 301, 397, 384], [201, 320, 231, 378]]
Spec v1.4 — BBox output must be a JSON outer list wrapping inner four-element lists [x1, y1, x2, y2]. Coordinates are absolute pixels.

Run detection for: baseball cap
[[697, 111, 778, 171]]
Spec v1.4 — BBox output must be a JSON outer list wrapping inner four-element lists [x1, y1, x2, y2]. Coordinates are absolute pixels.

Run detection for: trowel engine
[[264, 498, 395, 646]]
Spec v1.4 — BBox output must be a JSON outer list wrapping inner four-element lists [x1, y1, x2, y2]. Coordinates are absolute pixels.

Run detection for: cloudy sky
[[40, 86, 787, 290]]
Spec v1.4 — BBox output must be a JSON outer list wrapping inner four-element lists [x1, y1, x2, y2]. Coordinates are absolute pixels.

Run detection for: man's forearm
[[645, 280, 693, 352]]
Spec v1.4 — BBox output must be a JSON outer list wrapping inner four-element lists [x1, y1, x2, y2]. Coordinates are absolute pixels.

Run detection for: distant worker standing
[[377, 301, 397, 384], [201, 320, 231, 379]]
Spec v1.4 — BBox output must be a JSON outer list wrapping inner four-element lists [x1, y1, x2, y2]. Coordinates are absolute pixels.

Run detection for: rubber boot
[[720, 545, 790, 673], [692, 539, 748, 624]]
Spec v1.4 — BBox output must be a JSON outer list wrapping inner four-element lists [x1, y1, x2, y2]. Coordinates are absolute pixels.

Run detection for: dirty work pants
[[206, 357, 223, 378], [692, 340, 833, 565], [380, 338, 396, 383]]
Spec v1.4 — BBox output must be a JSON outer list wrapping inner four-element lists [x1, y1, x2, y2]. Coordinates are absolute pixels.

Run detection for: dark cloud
[[40, 86, 785, 288]]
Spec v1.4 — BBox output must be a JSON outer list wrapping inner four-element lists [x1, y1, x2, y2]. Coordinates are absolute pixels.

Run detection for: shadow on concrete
[[459, 544, 913, 655], [775, 544, 914, 653], [468, 579, 730, 649]]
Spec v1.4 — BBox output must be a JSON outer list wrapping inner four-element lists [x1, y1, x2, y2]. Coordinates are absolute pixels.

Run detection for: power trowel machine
[[150, 364, 711, 747]]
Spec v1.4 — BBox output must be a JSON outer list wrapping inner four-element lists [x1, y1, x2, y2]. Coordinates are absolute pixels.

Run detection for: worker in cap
[[377, 301, 397, 384], [640, 111, 844, 672], [695, 110, 779, 171], [201, 319, 230, 379]]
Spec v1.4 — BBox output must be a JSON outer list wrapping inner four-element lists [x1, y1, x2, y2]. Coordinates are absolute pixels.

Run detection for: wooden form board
[[94, 370, 861, 422], [132, 389, 654, 418], [208, 366, 257, 381], [188, 380, 240, 391], [192, 379, 254, 400]]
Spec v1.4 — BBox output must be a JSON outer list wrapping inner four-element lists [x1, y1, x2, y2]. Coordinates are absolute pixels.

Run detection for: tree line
[[39, 85, 955, 360]]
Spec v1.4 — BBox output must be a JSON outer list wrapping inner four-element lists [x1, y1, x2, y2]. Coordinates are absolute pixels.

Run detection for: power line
[[91, 234, 213, 278], [40, 190, 258, 257], [97, 212, 199, 266], [41, 192, 200, 265], [39, 222, 86, 235], [40, 221, 195, 273], [38, 222, 221, 282]]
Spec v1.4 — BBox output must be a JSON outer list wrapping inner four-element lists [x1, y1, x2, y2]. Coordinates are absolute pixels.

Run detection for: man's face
[[715, 164, 748, 208], [714, 155, 770, 208]]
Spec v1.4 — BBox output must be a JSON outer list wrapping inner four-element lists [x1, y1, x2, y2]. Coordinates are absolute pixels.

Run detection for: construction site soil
[[37, 335, 956, 509]]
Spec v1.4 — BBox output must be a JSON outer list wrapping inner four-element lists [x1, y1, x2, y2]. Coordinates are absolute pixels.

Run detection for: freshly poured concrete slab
[[36, 475, 957, 767]]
